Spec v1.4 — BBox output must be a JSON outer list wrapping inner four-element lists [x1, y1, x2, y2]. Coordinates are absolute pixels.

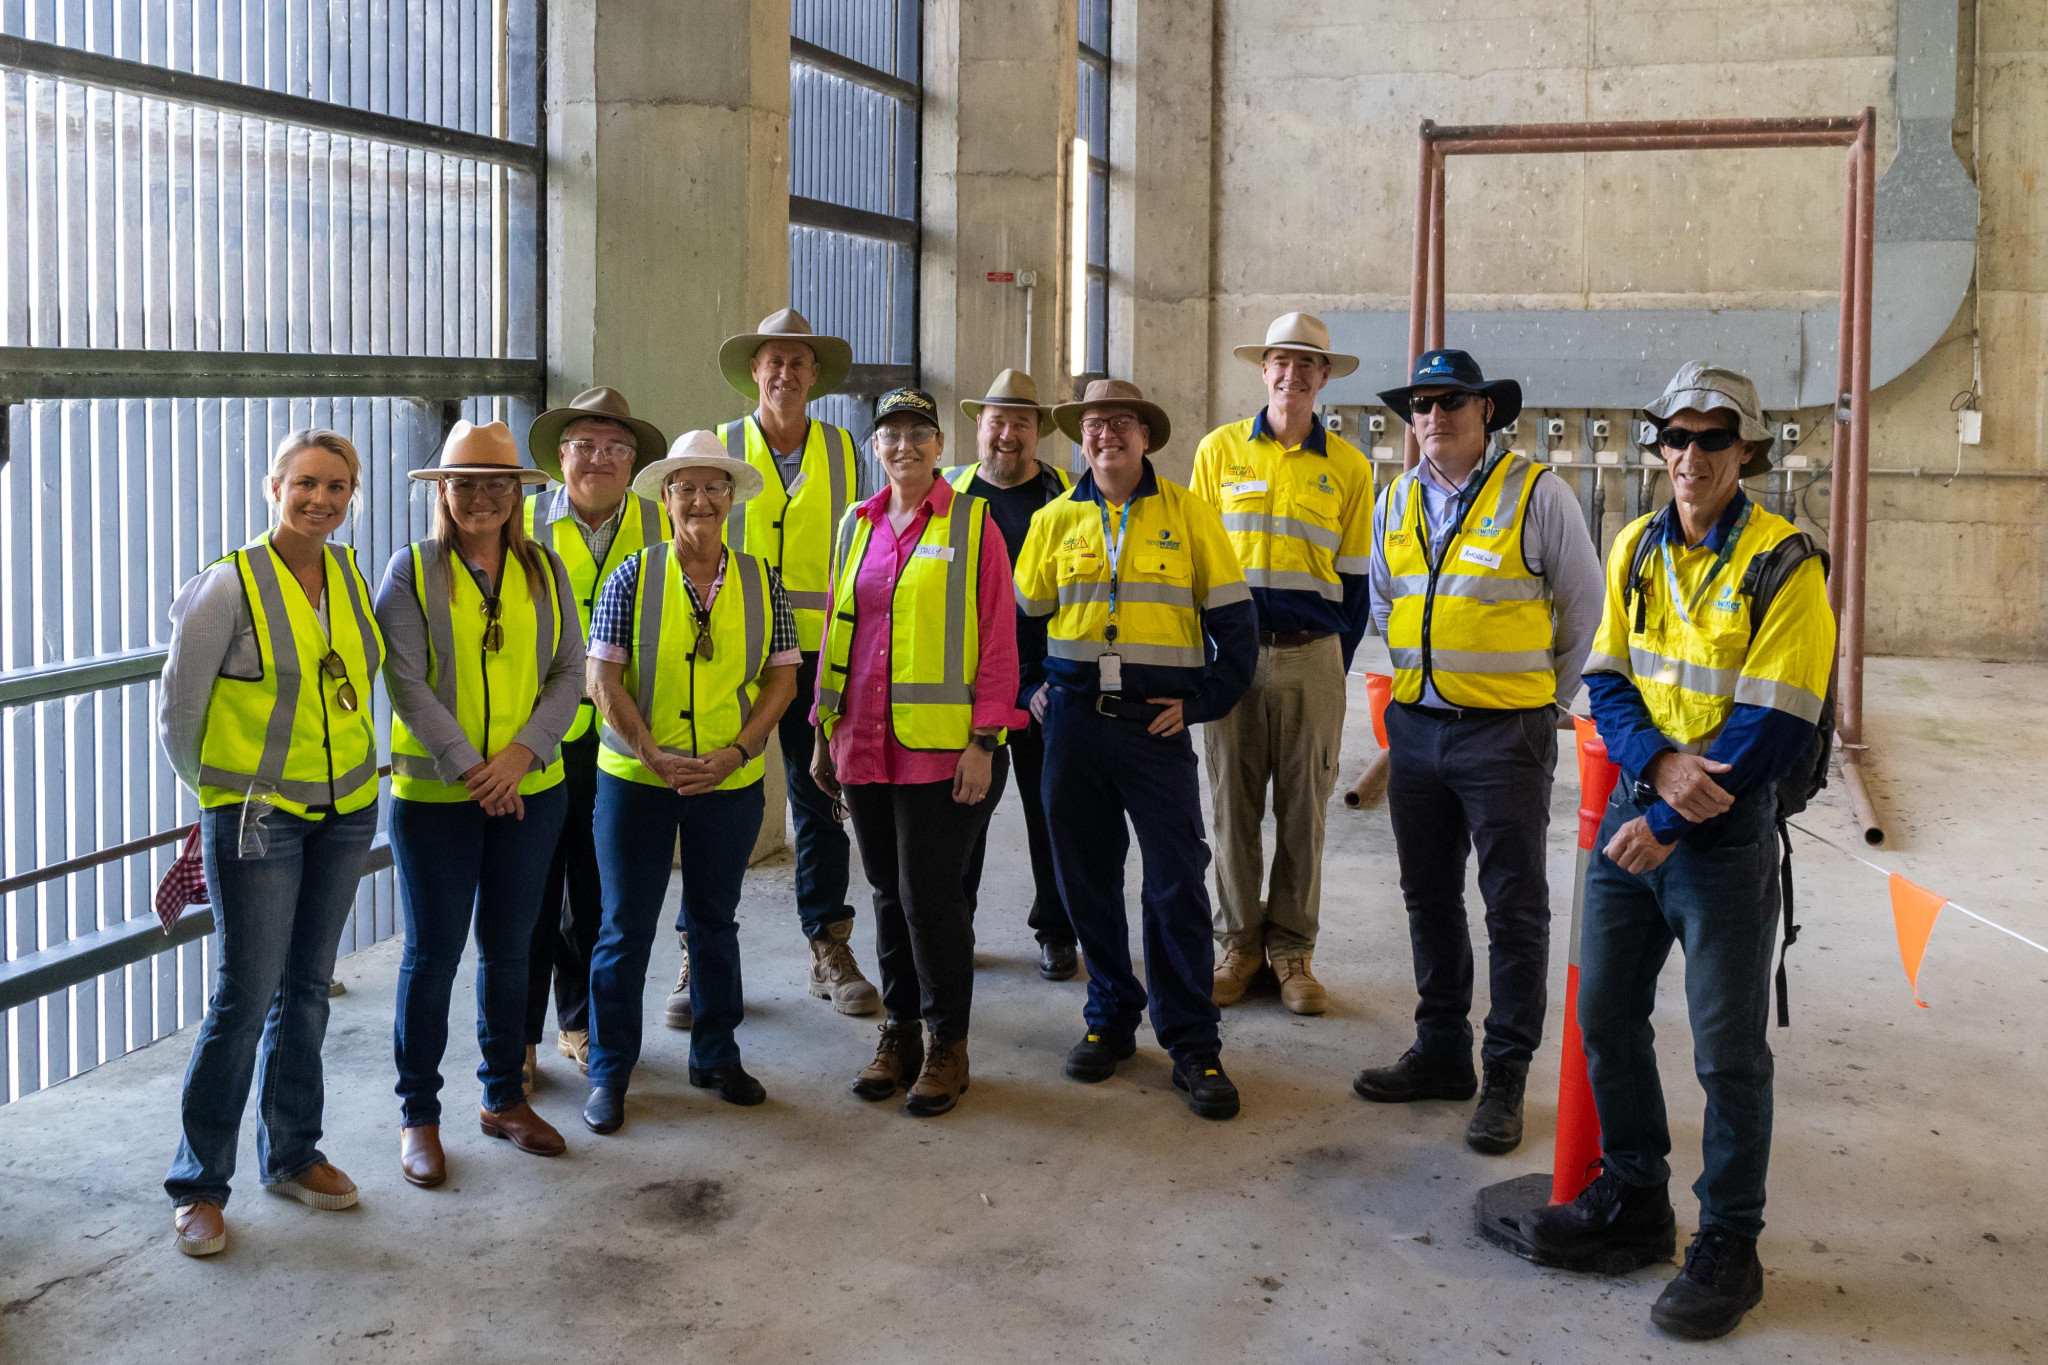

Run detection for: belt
[[1093, 694, 1168, 725], [1259, 630, 1332, 649]]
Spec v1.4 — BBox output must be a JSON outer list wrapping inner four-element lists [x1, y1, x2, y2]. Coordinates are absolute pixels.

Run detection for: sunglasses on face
[[320, 651, 360, 712], [480, 596, 504, 653], [1655, 425, 1744, 453], [1408, 392, 1478, 415]]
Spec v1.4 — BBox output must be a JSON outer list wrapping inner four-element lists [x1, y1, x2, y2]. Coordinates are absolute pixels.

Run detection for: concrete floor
[[2, 653, 2044, 1364]]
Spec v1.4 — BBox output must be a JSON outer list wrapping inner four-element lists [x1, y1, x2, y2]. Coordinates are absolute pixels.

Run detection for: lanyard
[[1661, 504, 1751, 626], [1096, 497, 1132, 642], [1420, 453, 1498, 569]]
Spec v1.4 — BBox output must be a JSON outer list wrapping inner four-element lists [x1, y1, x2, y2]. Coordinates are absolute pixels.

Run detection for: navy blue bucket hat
[[1377, 349, 1523, 433]]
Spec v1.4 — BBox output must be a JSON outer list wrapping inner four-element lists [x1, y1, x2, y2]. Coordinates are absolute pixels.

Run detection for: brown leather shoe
[[852, 1019, 925, 1100], [174, 1201, 227, 1256], [400, 1126, 447, 1188], [1272, 955, 1328, 1015], [1212, 939, 1264, 1007], [904, 1034, 968, 1117], [480, 1100, 567, 1157], [266, 1161, 359, 1210]]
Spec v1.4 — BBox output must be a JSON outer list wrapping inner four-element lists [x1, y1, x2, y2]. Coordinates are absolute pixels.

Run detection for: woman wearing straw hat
[[159, 428, 387, 1256], [375, 420, 585, 1188], [579, 430, 802, 1136]]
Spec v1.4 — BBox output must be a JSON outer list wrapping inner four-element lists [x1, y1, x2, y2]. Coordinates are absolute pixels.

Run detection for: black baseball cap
[[870, 387, 941, 431], [1377, 349, 1522, 432]]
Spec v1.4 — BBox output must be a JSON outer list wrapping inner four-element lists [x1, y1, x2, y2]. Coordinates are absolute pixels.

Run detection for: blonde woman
[[158, 428, 387, 1257]]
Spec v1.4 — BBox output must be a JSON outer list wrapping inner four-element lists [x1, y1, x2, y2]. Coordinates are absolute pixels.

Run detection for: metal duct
[[1319, 0, 1975, 412]]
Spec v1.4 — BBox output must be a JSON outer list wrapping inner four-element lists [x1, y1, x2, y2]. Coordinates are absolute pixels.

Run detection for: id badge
[[1098, 651, 1123, 693]]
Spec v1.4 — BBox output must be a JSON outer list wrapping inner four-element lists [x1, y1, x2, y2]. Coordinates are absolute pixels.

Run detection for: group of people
[[156, 305, 1834, 1341]]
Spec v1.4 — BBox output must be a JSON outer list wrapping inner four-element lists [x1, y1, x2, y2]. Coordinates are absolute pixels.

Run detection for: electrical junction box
[[1958, 409, 1982, 445], [1780, 423, 1801, 445], [1323, 411, 1344, 434], [1544, 417, 1565, 439], [1634, 421, 1659, 448], [1367, 413, 1387, 434], [1590, 419, 1611, 441]]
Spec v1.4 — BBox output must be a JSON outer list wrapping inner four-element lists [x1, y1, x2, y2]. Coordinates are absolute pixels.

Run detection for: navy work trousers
[[780, 651, 855, 941]]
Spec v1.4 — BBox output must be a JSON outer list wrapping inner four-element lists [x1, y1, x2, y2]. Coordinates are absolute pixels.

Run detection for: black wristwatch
[[971, 732, 1001, 754]]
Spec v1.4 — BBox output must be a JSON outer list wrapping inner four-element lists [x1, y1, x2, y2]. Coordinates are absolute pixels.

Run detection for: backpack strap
[[1621, 509, 1666, 634], [1739, 531, 1829, 633]]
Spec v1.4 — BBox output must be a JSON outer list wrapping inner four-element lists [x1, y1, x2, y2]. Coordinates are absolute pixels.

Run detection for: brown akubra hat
[[717, 308, 854, 402], [526, 387, 667, 482], [960, 368, 1056, 437], [1050, 379, 1172, 452]]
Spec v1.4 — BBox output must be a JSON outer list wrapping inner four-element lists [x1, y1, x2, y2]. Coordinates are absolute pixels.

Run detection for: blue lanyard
[[1660, 504, 1751, 626], [1096, 497, 1132, 642]]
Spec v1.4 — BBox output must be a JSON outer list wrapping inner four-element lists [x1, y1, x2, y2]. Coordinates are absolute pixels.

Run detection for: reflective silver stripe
[[241, 545, 303, 789], [414, 543, 461, 714], [942, 464, 974, 491], [941, 495, 977, 696], [1218, 512, 1341, 551], [634, 495, 665, 548], [1583, 650, 1633, 677], [1017, 592, 1057, 616], [734, 551, 767, 727], [1628, 643, 1737, 697], [632, 542, 669, 722], [1386, 471, 1418, 525], [1425, 647, 1554, 674], [334, 546, 382, 673], [1386, 646, 1422, 670], [891, 681, 976, 704], [389, 752, 442, 779], [1387, 572, 1549, 602], [785, 589, 829, 612], [826, 423, 852, 541], [1045, 637, 1207, 668], [535, 550, 565, 692], [1333, 555, 1371, 574], [723, 422, 749, 552], [1201, 579, 1252, 610], [1491, 453, 1534, 517], [1056, 580, 1195, 609], [1733, 674, 1826, 723], [1240, 566, 1343, 600], [195, 763, 367, 807], [816, 515, 868, 717]]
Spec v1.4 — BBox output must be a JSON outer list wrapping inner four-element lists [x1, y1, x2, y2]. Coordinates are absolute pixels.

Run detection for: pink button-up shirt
[[815, 478, 1027, 785]]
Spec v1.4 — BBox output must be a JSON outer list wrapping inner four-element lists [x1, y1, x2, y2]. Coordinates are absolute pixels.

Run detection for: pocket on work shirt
[[1135, 551, 1192, 583]]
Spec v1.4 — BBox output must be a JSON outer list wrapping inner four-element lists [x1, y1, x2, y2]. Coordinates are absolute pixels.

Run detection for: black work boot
[[1523, 1163, 1677, 1273], [1652, 1227, 1764, 1340], [1171, 1054, 1241, 1120], [1064, 1031, 1136, 1083], [1464, 1061, 1527, 1154], [1351, 1047, 1478, 1103]]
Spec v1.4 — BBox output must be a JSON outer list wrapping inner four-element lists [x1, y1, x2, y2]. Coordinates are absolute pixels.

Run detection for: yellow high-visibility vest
[[942, 460, 1073, 494], [717, 415, 857, 652], [1382, 453, 1557, 709], [597, 544, 774, 792], [524, 491, 664, 741], [815, 491, 988, 752], [193, 533, 386, 818], [388, 541, 573, 803]]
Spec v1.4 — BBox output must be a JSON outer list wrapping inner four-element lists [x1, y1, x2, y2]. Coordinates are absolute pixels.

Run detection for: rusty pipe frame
[[1838, 109, 1883, 845], [1424, 115, 1862, 142], [1445, 132, 1859, 157]]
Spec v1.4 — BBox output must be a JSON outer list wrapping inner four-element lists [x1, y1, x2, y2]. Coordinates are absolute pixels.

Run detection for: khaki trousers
[[1204, 634, 1347, 957]]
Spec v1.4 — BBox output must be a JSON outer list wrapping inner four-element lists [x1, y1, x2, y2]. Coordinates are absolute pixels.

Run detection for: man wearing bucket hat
[[1526, 363, 1834, 1341], [714, 309, 878, 1016], [939, 369, 1080, 982], [1355, 349, 1603, 1159], [1193, 312, 1376, 1016], [520, 388, 668, 1083], [1013, 379, 1256, 1119], [578, 431, 804, 1135]]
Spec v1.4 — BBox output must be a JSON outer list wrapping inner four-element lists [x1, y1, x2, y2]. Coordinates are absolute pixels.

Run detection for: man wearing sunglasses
[[1525, 363, 1835, 1341], [1357, 349, 1603, 1159]]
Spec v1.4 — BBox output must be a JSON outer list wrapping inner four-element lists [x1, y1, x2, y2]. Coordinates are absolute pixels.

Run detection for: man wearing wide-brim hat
[[1353, 348, 1603, 1162], [1013, 378, 1258, 1120], [1192, 311, 1378, 1017], [938, 369, 1080, 983], [518, 387, 669, 1084], [713, 308, 878, 1017]]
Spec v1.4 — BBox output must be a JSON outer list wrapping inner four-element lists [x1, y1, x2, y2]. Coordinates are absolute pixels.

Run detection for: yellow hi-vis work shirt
[[717, 415, 858, 652]]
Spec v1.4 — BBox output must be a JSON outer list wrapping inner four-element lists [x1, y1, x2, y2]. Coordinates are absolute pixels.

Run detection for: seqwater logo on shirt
[[1713, 582, 1742, 614], [1150, 528, 1182, 551], [1473, 512, 1503, 537]]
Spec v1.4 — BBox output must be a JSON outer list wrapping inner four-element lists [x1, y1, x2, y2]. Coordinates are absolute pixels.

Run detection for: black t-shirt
[[965, 466, 1063, 703]]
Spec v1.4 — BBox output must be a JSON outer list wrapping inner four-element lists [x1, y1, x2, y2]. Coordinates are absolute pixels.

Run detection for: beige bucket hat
[[1051, 378, 1172, 452], [717, 308, 854, 402], [960, 368, 1057, 436], [409, 420, 551, 485], [631, 429, 767, 503], [526, 387, 667, 481], [1232, 311, 1359, 378], [1642, 362, 1776, 479]]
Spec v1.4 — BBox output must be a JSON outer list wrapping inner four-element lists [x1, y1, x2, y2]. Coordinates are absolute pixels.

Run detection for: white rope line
[[1786, 820, 2048, 958]]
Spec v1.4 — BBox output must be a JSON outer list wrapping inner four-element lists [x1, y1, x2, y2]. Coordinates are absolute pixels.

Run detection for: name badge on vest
[[1098, 651, 1123, 693], [785, 470, 809, 497], [1458, 544, 1503, 570], [913, 544, 956, 562], [1224, 480, 1268, 496]]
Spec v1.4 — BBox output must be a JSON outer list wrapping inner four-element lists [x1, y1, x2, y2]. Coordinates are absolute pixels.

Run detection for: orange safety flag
[[1888, 873, 1946, 1009], [1364, 672, 1392, 751]]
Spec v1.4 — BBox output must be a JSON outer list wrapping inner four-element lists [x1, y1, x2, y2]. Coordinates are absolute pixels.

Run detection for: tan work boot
[[1272, 955, 1328, 1015], [852, 1019, 925, 1101], [556, 1029, 590, 1073], [665, 931, 693, 1029], [522, 1044, 540, 1091], [1212, 940, 1265, 1007], [174, 1201, 227, 1256], [905, 1033, 969, 1117], [808, 920, 879, 1015]]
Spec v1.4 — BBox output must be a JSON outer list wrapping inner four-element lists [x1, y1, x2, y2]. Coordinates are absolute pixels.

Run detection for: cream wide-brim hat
[[630, 430, 767, 503]]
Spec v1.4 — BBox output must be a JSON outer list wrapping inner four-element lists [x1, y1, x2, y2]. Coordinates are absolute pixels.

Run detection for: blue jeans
[[389, 786, 567, 1125], [164, 801, 379, 1207], [780, 651, 854, 941], [1578, 789, 1782, 1238], [588, 774, 764, 1086]]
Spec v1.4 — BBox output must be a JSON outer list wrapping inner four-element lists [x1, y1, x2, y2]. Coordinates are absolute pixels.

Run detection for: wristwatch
[[971, 732, 1001, 754]]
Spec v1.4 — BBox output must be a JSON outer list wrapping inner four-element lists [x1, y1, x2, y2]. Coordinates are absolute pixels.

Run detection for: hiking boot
[[808, 920, 880, 1015], [1524, 1164, 1677, 1274], [1211, 940, 1264, 1007], [1465, 1061, 1527, 1154], [664, 932, 693, 1029], [556, 1029, 589, 1074], [174, 1201, 227, 1257], [1653, 1228, 1765, 1339], [905, 1034, 969, 1117], [853, 1020, 925, 1100], [1064, 1030, 1137, 1083], [1171, 1054, 1241, 1120], [1270, 955, 1328, 1015], [1351, 1047, 1478, 1103]]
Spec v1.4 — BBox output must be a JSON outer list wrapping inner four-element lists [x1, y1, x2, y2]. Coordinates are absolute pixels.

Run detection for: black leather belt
[[1259, 630, 1333, 649], [1094, 694, 1168, 724]]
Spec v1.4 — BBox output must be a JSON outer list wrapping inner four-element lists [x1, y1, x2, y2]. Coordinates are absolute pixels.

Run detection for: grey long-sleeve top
[[374, 544, 586, 784], [159, 559, 279, 791], [1368, 459, 1605, 707]]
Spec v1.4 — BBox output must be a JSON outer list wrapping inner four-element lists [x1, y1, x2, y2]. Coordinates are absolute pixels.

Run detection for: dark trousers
[[587, 774, 764, 1085], [963, 722, 1076, 945], [1385, 701, 1557, 1070], [525, 726, 605, 1042], [781, 650, 854, 941], [843, 772, 1001, 1042], [1040, 688, 1221, 1062], [390, 786, 567, 1126], [1579, 790, 1782, 1238]]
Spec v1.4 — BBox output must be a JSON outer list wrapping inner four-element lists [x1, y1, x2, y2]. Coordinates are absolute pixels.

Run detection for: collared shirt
[[547, 487, 629, 569], [587, 547, 802, 667], [814, 478, 1026, 785]]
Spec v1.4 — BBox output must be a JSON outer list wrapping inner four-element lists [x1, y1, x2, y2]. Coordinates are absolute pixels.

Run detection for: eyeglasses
[[446, 475, 520, 499], [1655, 425, 1743, 453], [480, 597, 504, 653], [1078, 415, 1143, 437], [1408, 392, 1478, 415], [561, 440, 636, 464], [692, 608, 715, 662], [319, 651, 360, 712], [872, 427, 939, 450], [665, 479, 734, 501]]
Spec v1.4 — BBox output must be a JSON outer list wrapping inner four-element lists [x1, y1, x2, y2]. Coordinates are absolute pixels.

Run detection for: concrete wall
[[1200, 0, 2048, 660]]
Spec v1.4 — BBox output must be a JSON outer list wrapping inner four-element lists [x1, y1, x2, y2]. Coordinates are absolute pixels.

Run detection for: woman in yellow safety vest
[[375, 422, 585, 1189], [158, 429, 388, 1257], [810, 387, 1027, 1119]]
